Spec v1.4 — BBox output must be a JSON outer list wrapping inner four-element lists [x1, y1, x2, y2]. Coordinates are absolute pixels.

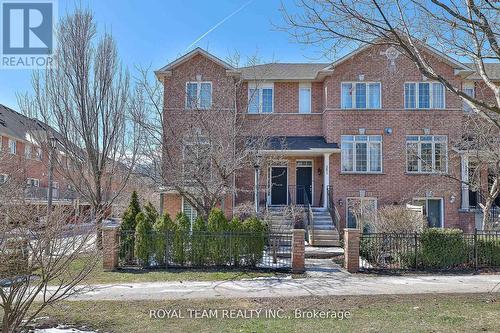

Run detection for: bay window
[[341, 82, 381, 109], [341, 135, 382, 173], [406, 135, 447, 173], [405, 82, 445, 109]]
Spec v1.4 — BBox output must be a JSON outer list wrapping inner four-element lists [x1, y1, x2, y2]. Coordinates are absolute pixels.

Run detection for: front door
[[296, 166, 312, 205], [270, 167, 287, 205], [427, 199, 443, 228]]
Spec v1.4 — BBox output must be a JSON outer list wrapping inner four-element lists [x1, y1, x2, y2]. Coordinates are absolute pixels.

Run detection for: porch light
[[450, 195, 456, 203], [338, 198, 344, 207], [253, 153, 262, 214], [317, 167, 322, 176]]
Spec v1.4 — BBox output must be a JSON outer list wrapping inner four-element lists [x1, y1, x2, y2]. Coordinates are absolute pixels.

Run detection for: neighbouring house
[[0, 104, 82, 210], [156, 45, 500, 243], [0, 104, 159, 220]]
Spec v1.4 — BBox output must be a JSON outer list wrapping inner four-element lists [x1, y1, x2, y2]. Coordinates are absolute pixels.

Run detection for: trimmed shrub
[[420, 228, 467, 269], [242, 217, 266, 266], [120, 191, 141, 262], [229, 217, 243, 266], [144, 202, 159, 226], [134, 212, 153, 267], [207, 208, 229, 265], [153, 213, 175, 265], [191, 216, 207, 266], [477, 238, 500, 266], [173, 212, 190, 265]]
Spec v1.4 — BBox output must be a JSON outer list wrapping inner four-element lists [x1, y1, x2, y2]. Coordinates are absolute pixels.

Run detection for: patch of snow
[[34, 326, 97, 333]]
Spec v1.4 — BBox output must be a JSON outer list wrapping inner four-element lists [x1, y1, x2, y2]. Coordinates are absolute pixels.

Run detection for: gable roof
[[240, 63, 330, 81], [0, 104, 52, 142], [326, 41, 468, 71], [463, 63, 500, 80], [155, 47, 237, 80]]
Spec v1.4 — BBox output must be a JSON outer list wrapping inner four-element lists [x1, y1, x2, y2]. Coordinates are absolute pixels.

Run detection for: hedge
[[419, 228, 468, 269], [128, 208, 267, 268]]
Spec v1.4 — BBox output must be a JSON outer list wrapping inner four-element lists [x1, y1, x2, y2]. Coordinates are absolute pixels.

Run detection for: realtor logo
[[1, 0, 57, 68]]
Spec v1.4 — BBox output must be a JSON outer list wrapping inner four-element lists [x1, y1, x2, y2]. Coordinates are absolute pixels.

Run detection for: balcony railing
[[24, 186, 79, 202]]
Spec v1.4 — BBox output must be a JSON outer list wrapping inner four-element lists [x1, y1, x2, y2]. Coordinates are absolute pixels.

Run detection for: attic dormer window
[[186, 82, 212, 109]]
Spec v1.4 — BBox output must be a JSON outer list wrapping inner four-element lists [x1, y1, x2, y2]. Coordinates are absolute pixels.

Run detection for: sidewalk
[[65, 274, 500, 301]]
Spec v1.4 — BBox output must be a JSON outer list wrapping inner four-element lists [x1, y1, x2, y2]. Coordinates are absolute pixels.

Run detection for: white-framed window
[[26, 178, 40, 187], [404, 82, 445, 109], [341, 82, 381, 109], [186, 81, 212, 109], [182, 199, 198, 225], [8, 139, 16, 154], [412, 198, 443, 228], [248, 83, 274, 113], [25, 144, 32, 159], [406, 135, 448, 173], [0, 174, 7, 184], [346, 197, 377, 229], [299, 83, 311, 113], [35, 147, 42, 160], [463, 84, 475, 112], [182, 141, 211, 182], [341, 135, 382, 173]]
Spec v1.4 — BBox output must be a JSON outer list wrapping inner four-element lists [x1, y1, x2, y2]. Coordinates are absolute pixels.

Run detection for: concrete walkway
[[64, 274, 500, 301]]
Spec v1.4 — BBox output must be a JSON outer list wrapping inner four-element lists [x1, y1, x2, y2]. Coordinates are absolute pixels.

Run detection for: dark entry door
[[271, 167, 287, 205], [296, 166, 312, 205]]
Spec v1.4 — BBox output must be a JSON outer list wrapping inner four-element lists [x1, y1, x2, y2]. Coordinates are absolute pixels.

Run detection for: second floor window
[[341, 82, 381, 109], [25, 144, 32, 159], [406, 135, 447, 173], [463, 85, 475, 112], [248, 84, 273, 113], [186, 82, 212, 109], [8, 139, 16, 154], [299, 84, 311, 113], [405, 82, 445, 109], [341, 135, 382, 173], [182, 142, 212, 182]]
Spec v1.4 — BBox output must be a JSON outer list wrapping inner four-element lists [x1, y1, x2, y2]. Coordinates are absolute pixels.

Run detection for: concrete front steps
[[309, 208, 340, 247]]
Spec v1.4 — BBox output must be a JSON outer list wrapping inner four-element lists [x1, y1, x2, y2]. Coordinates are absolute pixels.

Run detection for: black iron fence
[[119, 230, 292, 271], [360, 230, 500, 272]]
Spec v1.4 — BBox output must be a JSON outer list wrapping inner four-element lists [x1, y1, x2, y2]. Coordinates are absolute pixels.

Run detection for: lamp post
[[253, 153, 262, 214], [47, 136, 58, 215]]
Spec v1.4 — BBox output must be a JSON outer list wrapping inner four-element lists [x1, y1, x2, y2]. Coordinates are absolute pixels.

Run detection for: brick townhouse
[[156, 44, 500, 242], [0, 104, 82, 211]]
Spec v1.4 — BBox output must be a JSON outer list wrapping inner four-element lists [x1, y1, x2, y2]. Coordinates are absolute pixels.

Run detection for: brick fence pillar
[[291, 229, 305, 273], [102, 224, 119, 271], [344, 228, 360, 273]]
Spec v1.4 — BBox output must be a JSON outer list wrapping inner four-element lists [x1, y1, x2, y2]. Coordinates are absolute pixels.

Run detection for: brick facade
[[158, 46, 492, 231]]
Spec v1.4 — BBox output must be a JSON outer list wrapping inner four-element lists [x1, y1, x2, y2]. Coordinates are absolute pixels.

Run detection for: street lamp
[[253, 153, 262, 214], [47, 135, 58, 215]]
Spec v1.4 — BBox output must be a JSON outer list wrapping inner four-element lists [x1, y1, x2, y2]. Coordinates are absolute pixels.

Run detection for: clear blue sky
[[0, 0, 331, 110]]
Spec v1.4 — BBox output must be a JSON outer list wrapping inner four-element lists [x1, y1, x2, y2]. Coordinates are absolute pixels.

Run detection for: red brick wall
[[160, 46, 477, 231]]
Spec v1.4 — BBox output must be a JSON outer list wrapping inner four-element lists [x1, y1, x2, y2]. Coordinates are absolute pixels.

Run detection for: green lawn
[[69, 259, 284, 284], [29, 294, 499, 332]]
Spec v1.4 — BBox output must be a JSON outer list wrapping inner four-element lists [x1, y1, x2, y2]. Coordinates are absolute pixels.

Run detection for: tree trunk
[[481, 200, 493, 230]]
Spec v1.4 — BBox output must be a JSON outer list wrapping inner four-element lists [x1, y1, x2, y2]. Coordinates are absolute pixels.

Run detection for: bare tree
[[132, 56, 279, 219], [457, 112, 500, 229], [0, 181, 98, 332], [280, 0, 500, 126], [18, 10, 140, 244]]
